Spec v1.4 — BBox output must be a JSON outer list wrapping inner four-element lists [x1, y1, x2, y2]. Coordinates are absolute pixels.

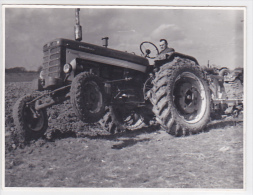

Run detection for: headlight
[[51, 40, 60, 47], [63, 64, 72, 73], [39, 70, 44, 79]]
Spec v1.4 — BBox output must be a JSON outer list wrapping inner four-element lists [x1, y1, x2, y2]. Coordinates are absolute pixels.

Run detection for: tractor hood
[[43, 38, 149, 67]]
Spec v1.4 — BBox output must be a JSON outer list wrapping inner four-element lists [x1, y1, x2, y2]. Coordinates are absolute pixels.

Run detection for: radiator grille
[[42, 46, 63, 78]]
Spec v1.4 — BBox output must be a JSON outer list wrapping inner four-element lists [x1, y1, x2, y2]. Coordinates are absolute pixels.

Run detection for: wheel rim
[[83, 81, 103, 113], [24, 105, 45, 131], [173, 72, 207, 124]]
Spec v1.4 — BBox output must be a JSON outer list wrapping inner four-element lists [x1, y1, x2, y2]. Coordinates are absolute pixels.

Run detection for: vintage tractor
[[12, 9, 243, 143]]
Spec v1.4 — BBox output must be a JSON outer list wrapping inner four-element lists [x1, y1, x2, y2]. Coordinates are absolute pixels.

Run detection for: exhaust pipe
[[74, 8, 82, 41], [102, 37, 109, 48]]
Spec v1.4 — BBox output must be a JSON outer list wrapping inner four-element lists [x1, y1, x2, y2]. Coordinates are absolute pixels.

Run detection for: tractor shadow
[[44, 129, 77, 142], [44, 125, 160, 150], [43, 119, 243, 149], [45, 125, 160, 141], [82, 124, 178, 149], [111, 138, 151, 150], [86, 126, 159, 150], [83, 125, 160, 141], [48, 125, 159, 140]]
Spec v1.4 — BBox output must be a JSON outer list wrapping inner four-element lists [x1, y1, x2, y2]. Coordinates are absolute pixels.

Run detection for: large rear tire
[[149, 58, 211, 136], [71, 72, 105, 123], [13, 94, 48, 143]]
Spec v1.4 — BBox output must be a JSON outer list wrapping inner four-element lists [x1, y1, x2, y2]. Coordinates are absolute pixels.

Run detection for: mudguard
[[155, 52, 199, 67]]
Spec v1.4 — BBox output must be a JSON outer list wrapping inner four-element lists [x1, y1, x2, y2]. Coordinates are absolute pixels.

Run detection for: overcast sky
[[5, 7, 244, 71]]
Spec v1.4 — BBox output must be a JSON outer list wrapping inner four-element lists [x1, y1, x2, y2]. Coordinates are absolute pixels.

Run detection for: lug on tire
[[99, 105, 146, 134], [13, 94, 48, 143], [70, 72, 105, 123], [149, 57, 211, 136]]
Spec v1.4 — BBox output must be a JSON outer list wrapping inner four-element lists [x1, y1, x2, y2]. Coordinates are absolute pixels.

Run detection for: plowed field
[[4, 80, 244, 188]]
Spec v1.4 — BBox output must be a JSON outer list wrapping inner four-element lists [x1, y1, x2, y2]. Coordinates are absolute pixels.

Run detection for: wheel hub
[[177, 83, 201, 114], [24, 105, 45, 131], [173, 72, 207, 123], [84, 81, 103, 113]]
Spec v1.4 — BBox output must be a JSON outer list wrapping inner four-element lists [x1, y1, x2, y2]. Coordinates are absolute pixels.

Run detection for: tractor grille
[[42, 47, 63, 78]]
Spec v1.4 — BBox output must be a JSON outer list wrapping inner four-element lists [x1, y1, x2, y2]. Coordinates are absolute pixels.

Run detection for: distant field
[[5, 72, 38, 82]]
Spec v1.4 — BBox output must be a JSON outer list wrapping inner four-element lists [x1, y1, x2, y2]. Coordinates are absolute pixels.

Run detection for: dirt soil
[[4, 81, 244, 188]]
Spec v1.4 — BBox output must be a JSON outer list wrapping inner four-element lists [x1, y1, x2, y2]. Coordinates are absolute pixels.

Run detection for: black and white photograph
[[2, 3, 251, 192]]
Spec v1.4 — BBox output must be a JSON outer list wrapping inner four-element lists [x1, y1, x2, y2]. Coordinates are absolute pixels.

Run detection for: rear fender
[[155, 52, 199, 67]]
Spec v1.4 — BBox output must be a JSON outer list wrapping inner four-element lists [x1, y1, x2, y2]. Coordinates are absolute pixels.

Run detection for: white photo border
[[1, 1, 252, 195]]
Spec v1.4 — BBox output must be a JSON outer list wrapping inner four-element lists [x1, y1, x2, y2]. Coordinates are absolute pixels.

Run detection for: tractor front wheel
[[13, 94, 48, 143], [70, 72, 106, 123]]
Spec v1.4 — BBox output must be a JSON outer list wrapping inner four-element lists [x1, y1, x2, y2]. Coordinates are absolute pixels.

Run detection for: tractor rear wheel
[[71, 72, 105, 123], [149, 57, 211, 136]]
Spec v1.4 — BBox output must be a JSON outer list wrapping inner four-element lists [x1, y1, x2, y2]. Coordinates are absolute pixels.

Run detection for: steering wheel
[[140, 41, 159, 59]]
